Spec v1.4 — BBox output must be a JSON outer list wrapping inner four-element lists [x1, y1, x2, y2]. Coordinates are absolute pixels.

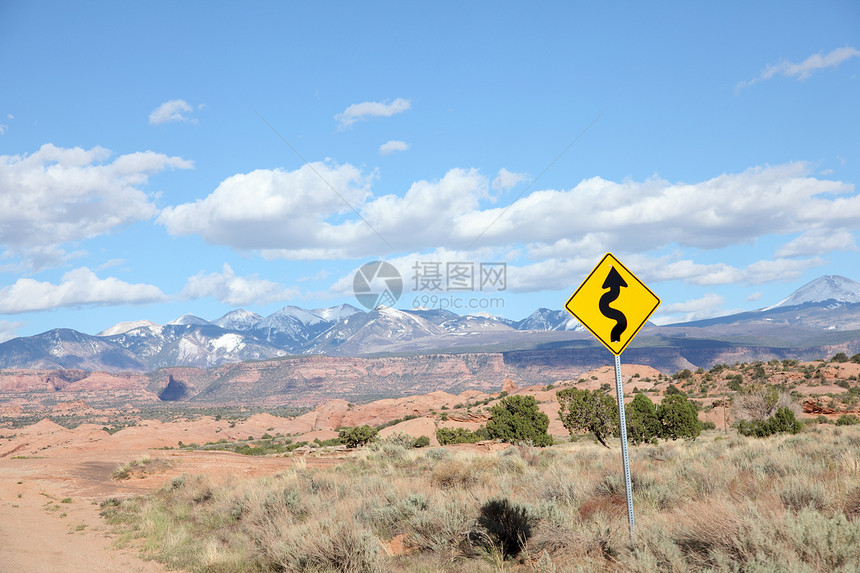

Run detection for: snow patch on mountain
[[210, 333, 246, 353]]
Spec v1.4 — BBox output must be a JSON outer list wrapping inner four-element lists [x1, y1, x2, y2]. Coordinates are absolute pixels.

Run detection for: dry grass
[[101, 425, 860, 572], [111, 454, 175, 481]]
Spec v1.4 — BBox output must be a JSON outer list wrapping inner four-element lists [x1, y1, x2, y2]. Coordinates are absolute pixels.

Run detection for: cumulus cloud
[[336, 98, 410, 129], [379, 140, 410, 155], [466, 163, 856, 252], [492, 168, 528, 191], [737, 46, 860, 92], [0, 144, 192, 269], [158, 161, 374, 255], [0, 125, 6, 135], [182, 263, 300, 306], [148, 99, 200, 125], [174, 161, 858, 260], [775, 228, 858, 257], [159, 160, 858, 291], [0, 268, 166, 313]]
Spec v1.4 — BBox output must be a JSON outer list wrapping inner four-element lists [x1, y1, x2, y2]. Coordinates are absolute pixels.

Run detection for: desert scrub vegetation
[[112, 454, 174, 481], [99, 424, 860, 572]]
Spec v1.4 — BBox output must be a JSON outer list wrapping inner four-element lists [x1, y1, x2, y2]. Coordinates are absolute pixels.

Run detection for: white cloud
[[0, 125, 6, 135], [737, 46, 860, 91], [626, 254, 826, 287], [159, 161, 858, 292], [0, 144, 192, 269], [182, 263, 299, 306], [96, 258, 125, 271], [0, 321, 23, 343], [498, 252, 827, 296], [775, 228, 858, 257], [325, 246, 505, 298], [0, 268, 166, 313], [158, 161, 374, 255], [492, 168, 528, 191], [336, 98, 410, 129], [379, 140, 410, 155], [654, 293, 727, 323], [148, 99, 199, 125], [462, 164, 856, 251], [746, 292, 763, 302]]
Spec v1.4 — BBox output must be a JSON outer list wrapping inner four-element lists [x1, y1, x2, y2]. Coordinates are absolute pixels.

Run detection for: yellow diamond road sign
[[565, 253, 660, 356]]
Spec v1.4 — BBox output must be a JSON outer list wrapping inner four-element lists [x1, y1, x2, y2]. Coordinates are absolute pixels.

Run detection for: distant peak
[[97, 320, 159, 337], [766, 275, 860, 310], [167, 314, 211, 326]]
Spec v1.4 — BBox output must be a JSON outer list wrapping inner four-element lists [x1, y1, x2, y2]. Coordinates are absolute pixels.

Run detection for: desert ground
[[2, 360, 859, 572]]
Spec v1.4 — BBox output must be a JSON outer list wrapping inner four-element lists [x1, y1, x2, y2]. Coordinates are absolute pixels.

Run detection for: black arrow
[[599, 266, 628, 342]]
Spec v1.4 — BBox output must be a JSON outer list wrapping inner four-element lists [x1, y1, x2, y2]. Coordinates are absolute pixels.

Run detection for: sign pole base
[[614, 353, 635, 543]]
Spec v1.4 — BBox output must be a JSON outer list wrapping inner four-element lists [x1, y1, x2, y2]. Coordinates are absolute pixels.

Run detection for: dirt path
[[0, 449, 324, 573], [0, 452, 169, 573]]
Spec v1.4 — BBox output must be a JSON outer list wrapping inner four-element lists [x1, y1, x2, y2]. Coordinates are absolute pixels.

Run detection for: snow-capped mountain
[[512, 308, 585, 331], [167, 314, 211, 326], [312, 303, 362, 322], [250, 305, 332, 348], [766, 275, 860, 310], [213, 309, 264, 331], [3, 276, 860, 371], [97, 319, 160, 337], [308, 306, 446, 355]]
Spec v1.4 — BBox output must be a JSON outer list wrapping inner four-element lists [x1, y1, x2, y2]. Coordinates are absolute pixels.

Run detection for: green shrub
[[626, 393, 660, 445], [557, 388, 618, 447], [657, 394, 702, 440], [737, 407, 803, 437], [665, 384, 686, 397], [338, 425, 378, 448], [485, 395, 552, 447], [413, 435, 431, 448], [435, 427, 488, 445], [836, 414, 860, 426], [831, 352, 850, 363], [727, 374, 744, 392]]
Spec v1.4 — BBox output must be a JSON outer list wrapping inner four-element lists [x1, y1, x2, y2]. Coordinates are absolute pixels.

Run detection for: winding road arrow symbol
[[599, 266, 628, 342]]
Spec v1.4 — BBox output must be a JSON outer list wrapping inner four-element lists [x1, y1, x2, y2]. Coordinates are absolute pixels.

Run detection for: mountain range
[[1, 275, 859, 373]]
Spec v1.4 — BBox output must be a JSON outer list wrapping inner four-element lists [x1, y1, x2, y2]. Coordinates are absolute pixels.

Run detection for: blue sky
[[1, 1, 859, 340]]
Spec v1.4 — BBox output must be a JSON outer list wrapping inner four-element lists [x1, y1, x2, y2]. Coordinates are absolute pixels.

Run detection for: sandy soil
[[0, 446, 331, 573]]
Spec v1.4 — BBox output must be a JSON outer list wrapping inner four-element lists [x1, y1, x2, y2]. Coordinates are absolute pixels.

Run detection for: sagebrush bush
[[100, 424, 860, 572], [476, 498, 534, 558]]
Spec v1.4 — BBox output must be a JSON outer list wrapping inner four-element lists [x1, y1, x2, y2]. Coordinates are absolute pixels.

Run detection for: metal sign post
[[614, 353, 635, 542], [565, 253, 660, 544]]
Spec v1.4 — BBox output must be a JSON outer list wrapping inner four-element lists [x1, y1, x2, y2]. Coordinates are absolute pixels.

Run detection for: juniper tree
[[557, 388, 618, 448]]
